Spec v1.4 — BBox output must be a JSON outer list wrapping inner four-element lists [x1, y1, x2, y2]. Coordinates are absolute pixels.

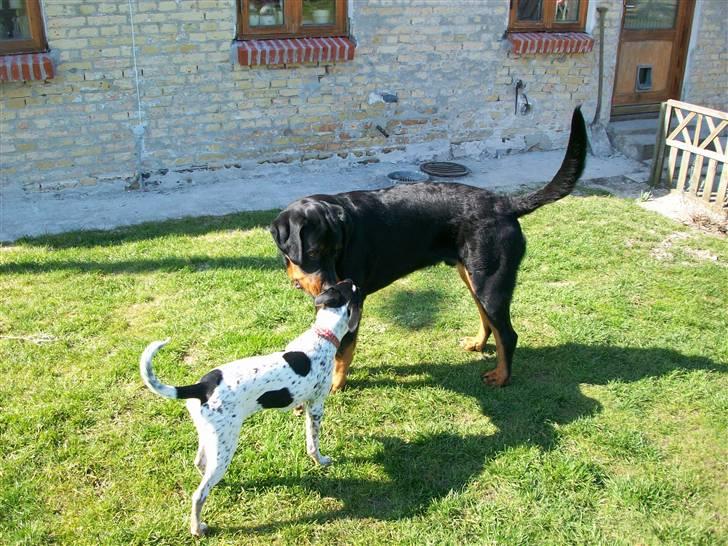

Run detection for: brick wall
[[682, 0, 728, 112], [0, 1, 723, 191]]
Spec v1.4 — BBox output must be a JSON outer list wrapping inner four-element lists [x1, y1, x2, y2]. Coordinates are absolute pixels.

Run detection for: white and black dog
[[139, 280, 362, 537]]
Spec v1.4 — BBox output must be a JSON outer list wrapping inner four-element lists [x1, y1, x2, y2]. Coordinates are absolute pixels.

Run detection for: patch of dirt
[[651, 231, 725, 266], [651, 232, 691, 261], [688, 212, 728, 236], [0, 333, 58, 344], [683, 247, 724, 265], [640, 192, 727, 237]]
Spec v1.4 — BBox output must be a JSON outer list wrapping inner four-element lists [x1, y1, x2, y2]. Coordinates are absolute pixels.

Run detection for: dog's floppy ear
[[269, 218, 284, 247], [270, 212, 289, 251], [270, 210, 305, 265]]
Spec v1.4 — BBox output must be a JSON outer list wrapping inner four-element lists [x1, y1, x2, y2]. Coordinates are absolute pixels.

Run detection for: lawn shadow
[[4, 210, 285, 274], [13, 210, 279, 249], [222, 343, 724, 534], [0, 254, 283, 275]]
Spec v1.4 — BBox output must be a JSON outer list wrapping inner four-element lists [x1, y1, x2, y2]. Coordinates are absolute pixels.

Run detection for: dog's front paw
[[191, 522, 208, 537], [461, 336, 486, 352], [309, 452, 332, 466], [482, 368, 510, 387]]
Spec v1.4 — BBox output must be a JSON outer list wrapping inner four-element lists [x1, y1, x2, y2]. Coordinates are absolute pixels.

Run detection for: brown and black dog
[[271, 107, 587, 391]]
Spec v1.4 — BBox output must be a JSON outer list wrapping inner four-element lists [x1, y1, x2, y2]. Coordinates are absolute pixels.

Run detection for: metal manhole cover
[[420, 161, 471, 178], [387, 170, 429, 183]]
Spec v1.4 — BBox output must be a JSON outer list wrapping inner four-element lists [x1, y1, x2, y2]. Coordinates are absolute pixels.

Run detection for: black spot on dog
[[175, 369, 223, 404], [257, 388, 293, 409], [283, 351, 311, 376]]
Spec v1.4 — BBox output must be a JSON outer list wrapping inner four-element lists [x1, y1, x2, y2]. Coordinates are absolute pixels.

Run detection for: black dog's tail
[[139, 339, 221, 402], [508, 107, 588, 218]]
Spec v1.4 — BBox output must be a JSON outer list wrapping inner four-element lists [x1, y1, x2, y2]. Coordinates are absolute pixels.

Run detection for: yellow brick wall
[[682, 0, 728, 112], [0, 1, 723, 190]]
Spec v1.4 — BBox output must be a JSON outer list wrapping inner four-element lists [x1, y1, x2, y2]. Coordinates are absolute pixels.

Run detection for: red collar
[[313, 326, 340, 349]]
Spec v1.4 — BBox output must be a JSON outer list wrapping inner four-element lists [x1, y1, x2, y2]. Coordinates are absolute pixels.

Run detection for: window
[[508, 0, 588, 32], [238, 0, 348, 40], [0, 0, 46, 55], [623, 0, 678, 30]]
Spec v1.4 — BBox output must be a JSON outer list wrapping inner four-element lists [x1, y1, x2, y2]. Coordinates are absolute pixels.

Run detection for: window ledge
[[233, 37, 356, 67], [0, 51, 56, 82], [508, 32, 594, 55]]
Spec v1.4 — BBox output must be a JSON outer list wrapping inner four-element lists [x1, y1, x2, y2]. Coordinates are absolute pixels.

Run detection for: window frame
[[0, 0, 47, 55], [237, 0, 348, 41], [508, 0, 589, 33]]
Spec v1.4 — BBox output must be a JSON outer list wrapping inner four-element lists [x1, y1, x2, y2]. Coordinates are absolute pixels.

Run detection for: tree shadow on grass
[[220, 343, 724, 534], [13, 210, 279, 249]]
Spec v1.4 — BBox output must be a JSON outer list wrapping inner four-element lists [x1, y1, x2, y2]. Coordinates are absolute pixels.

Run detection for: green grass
[[1, 197, 726, 545]]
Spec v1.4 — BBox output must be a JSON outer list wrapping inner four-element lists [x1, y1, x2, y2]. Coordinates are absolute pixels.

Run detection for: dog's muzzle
[[285, 258, 326, 297]]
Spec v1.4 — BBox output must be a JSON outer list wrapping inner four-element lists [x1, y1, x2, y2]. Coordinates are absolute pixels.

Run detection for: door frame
[[611, 0, 695, 117]]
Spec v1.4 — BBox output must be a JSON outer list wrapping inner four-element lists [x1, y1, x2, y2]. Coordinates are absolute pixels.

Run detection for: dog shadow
[[220, 343, 723, 534]]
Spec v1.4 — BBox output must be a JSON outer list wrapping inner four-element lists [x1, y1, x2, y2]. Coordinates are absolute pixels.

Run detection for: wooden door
[[612, 0, 694, 116]]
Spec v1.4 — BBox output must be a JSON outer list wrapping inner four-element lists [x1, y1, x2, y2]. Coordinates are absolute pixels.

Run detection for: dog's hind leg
[[479, 296, 517, 387], [465, 223, 525, 387], [193, 441, 206, 476], [189, 428, 236, 536], [190, 410, 208, 475], [457, 263, 492, 352], [304, 399, 331, 466]]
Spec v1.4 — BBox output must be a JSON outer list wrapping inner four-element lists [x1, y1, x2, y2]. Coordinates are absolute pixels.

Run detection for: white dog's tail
[[140, 339, 222, 403], [139, 339, 179, 399]]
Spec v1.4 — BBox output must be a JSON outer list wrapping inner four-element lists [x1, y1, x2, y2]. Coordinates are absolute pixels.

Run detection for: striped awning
[[507, 32, 594, 55], [0, 51, 56, 81], [234, 37, 356, 66]]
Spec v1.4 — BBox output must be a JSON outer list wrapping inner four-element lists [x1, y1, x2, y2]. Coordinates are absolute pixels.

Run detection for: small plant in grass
[[639, 190, 653, 202]]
